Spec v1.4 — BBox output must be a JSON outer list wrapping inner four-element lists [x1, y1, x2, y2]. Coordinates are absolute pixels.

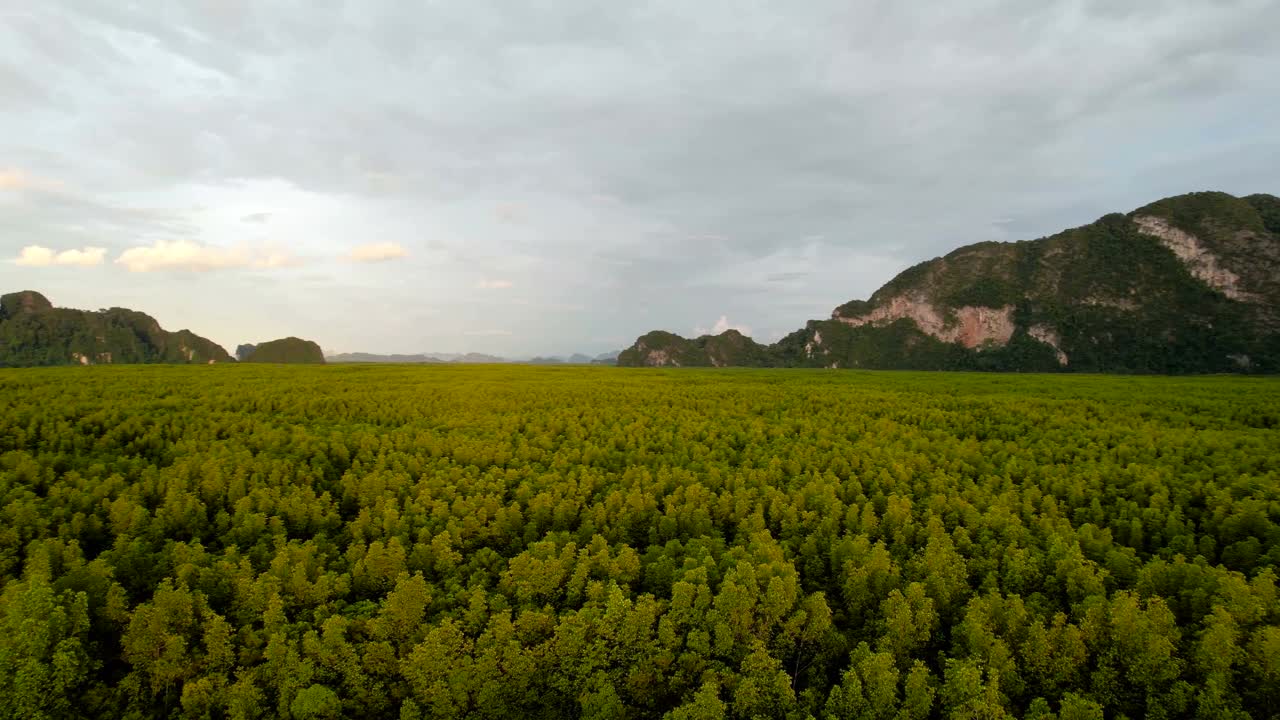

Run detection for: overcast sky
[[3, 1, 1278, 356]]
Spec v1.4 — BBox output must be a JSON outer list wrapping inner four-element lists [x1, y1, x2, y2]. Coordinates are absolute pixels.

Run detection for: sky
[[2, 1, 1278, 357]]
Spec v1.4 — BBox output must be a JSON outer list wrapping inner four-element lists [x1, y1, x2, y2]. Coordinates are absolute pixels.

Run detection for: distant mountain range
[[326, 352, 443, 364], [620, 191, 1280, 373], [327, 350, 620, 365], [0, 291, 623, 369]]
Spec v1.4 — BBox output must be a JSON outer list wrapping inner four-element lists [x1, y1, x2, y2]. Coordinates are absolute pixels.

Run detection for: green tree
[[0, 561, 96, 720], [734, 641, 795, 719]]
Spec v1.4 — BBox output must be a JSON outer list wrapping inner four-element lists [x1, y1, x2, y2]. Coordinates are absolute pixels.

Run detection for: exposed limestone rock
[[643, 348, 675, 367], [1028, 324, 1068, 366], [1083, 296, 1138, 311], [836, 294, 1016, 348], [1134, 215, 1255, 301], [804, 329, 824, 357], [951, 305, 1017, 348]]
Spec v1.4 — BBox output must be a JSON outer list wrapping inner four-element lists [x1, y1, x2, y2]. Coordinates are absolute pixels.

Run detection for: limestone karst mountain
[[620, 191, 1280, 373], [241, 337, 325, 364], [0, 291, 233, 366]]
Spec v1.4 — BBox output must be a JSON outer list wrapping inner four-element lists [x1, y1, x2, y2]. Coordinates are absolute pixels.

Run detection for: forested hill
[[620, 191, 1280, 373], [242, 336, 326, 364], [0, 290, 233, 366]]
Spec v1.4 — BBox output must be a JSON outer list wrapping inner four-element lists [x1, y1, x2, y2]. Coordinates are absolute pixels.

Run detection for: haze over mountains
[[621, 191, 1280, 373], [0, 291, 621, 367], [5, 191, 1278, 373], [325, 351, 618, 365]]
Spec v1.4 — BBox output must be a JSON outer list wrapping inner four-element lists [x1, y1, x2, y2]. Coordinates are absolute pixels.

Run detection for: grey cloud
[[766, 272, 811, 283], [0, 185, 194, 250], [1, 0, 1277, 354]]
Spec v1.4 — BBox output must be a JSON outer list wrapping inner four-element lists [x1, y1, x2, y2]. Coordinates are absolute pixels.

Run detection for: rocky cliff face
[[835, 295, 1017, 349], [0, 291, 233, 366], [620, 191, 1280, 373], [1132, 215, 1253, 301]]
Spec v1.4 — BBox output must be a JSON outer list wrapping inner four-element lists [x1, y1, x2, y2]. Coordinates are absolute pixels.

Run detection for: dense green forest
[[0, 365, 1277, 719]]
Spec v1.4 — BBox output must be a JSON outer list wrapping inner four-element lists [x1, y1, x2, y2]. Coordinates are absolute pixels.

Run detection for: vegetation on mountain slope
[[241, 336, 325, 364], [618, 329, 780, 368], [0, 291, 232, 367], [622, 192, 1280, 373], [0, 364, 1276, 718]]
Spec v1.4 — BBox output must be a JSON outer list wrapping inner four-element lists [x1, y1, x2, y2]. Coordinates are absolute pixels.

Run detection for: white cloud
[[12, 245, 107, 267], [347, 241, 408, 263], [115, 239, 295, 272], [54, 246, 108, 266], [476, 279, 514, 289], [0, 168, 62, 192], [694, 315, 752, 337], [0, 169, 30, 190]]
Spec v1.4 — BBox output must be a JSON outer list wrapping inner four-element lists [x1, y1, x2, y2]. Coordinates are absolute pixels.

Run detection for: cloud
[[463, 329, 513, 337], [241, 212, 272, 223], [12, 245, 107, 266], [115, 239, 295, 272], [346, 242, 408, 263], [0, 168, 62, 192], [765, 271, 810, 283], [0, 169, 30, 190], [495, 204, 526, 223], [694, 315, 752, 337], [476, 279, 514, 290], [2, 2, 1278, 356]]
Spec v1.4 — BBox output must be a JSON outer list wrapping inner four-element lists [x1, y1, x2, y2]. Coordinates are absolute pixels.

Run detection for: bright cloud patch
[[694, 315, 753, 337], [13, 245, 107, 267], [0, 169, 29, 190], [347, 242, 408, 263], [476, 279, 514, 289], [0, 168, 61, 192], [115, 240, 295, 272]]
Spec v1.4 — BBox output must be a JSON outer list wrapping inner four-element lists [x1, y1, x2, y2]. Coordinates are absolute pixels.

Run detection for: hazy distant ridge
[[328, 350, 621, 365]]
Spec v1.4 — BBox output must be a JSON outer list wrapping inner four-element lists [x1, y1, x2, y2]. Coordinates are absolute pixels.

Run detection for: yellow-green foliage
[[0, 364, 1277, 719]]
